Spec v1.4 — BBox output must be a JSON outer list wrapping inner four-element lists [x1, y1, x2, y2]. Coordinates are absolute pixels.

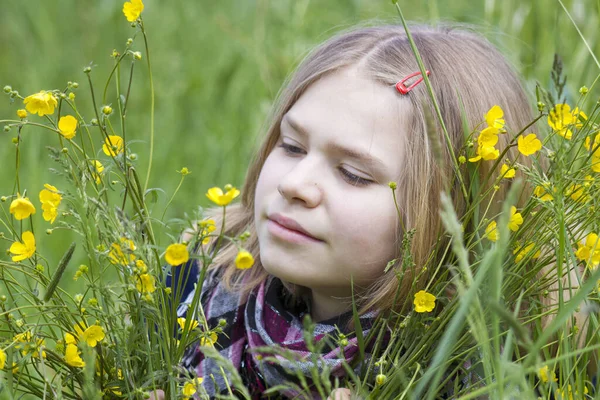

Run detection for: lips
[[267, 213, 321, 241]]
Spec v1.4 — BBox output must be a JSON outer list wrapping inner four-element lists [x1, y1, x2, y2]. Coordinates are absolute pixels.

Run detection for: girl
[[160, 23, 534, 399]]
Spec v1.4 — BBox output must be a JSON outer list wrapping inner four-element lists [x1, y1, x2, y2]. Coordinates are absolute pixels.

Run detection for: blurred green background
[[1, 0, 599, 265]]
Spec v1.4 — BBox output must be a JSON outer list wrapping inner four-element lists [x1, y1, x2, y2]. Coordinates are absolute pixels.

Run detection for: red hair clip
[[395, 70, 431, 94]]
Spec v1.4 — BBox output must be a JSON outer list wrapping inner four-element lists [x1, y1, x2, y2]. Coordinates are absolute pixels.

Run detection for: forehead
[[282, 67, 410, 175]]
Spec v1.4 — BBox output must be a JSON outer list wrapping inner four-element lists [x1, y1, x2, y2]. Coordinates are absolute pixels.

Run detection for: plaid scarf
[[171, 261, 377, 399]]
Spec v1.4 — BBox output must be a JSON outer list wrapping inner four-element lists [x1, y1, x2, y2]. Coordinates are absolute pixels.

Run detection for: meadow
[[1, 0, 600, 399]]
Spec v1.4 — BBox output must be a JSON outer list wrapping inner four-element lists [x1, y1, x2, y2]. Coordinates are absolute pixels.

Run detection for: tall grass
[[0, 1, 599, 399]]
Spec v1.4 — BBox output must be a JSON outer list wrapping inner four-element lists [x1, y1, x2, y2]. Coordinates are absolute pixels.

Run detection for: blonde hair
[[201, 24, 534, 315]]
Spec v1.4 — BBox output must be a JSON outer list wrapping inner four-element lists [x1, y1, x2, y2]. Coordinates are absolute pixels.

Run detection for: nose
[[277, 158, 323, 208]]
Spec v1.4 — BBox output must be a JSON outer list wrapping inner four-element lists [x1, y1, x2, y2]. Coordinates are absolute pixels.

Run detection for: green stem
[[140, 19, 155, 193]]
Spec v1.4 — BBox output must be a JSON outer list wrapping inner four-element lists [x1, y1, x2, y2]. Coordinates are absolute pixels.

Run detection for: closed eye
[[279, 142, 305, 155], [339, 167, 372, 186], [279, 142, 373, 186]]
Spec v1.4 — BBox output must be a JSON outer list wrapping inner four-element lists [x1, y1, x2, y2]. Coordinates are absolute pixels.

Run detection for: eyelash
[[278, 143, 373, 187]]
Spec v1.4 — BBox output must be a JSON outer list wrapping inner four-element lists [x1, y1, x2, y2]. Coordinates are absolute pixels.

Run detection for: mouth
[[267, 213, 323, 243]]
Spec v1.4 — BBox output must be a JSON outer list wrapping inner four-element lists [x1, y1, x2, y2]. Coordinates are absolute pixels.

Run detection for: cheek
[[333, 195, 399, 260]]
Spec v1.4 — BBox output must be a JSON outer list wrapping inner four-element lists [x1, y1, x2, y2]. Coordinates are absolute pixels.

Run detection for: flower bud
[[36, 264, 44, 273], [579, 86, 589, 95], [129, 153, 137, 160], [90, 118, 98, 126], [164, 287, 172, 295], [16, 319, 24, 328], [0, 295, 6, 302], [11, 137, 18, 143], [111, 49, 120, 58], [537, 102, 546, 112], [133, 51, 142, 60], [9, 90, 18, 98], [0, 196, 6, 202], [458, 155, 466, 164], [71, 82, 79, 89], [60, 93, 67, 99], [62, 148, 69, 153], [340, 338, 348, 347], [102, 105, 113, 116], [179, 167, 190, 175], [127, 38, 133, 46], [17, 109, 27, 119], [224, 184, 233, 191], [84, 66, 92, 74], [3, 85, 12, 93], [5, 126, 12, 132], [376, 374, 387, 385], [46, 229, 53, 235], [218, 318, 227, 327], [69, 93, 76, 101], [388, 181, 397, 190]]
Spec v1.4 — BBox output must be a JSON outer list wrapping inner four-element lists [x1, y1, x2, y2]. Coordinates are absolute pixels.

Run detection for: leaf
[[144, 187, 164, 206], [384, 258, 398, 273]]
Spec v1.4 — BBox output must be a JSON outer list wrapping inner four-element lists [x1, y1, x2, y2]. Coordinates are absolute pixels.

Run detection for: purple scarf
[[179, 269, 377, 399]]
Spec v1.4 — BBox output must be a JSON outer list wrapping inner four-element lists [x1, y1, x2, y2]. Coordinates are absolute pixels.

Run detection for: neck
[[309, 289, 352, 322]]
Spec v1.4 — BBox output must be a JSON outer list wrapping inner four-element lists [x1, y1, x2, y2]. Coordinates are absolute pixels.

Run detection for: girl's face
[[254, 67, 409, 319]]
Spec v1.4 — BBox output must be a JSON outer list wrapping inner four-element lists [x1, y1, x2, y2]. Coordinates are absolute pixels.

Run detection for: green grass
[[1, 1, 600, 398], [2, 0, 600, 269]]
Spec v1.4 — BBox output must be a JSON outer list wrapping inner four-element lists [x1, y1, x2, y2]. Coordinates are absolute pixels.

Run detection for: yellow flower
[[39, 184, 62, 224], [177, 317, 199, 331], [91, 160, 104, 184], [41, 203, 58, 224], [9, 195, 36, 220], [65, 344, 85, 368], [593, 153, 600, 173], [513, 242, 541, 263], [200, 332, 218, 347], [200, 219, 217, 245], [108, 238, 136, 265], [538, 365, 557, 383], [517, 134, 542, 156], [79, 325, 105, 347], [206, 186, 240, 206], [135, 259, 148, 274], [58, 115, 78, 139], [0, 348, 6, 370], [508, 206, 523, 232], [17, 109, 27, 119], [39, 184, 61, 207], [469, 127, 500, 162], [548, 104, 574, 130], [65, 332, 77, 345], [584, 133, 600, 151], [575, 232, 600, 269], [548, 104, 587, 140], [23, 90, 57, 116], [135, 273, 156, 293], [555, 384, 588, 400], [165, 243, 189, 266], [485, 105, 505, 130], [235, 249, 254, 269], [500, 164, 516, 179], [102, 135, 124, 157], [413, 290, 436, 313], [123, 0, 144, 22], [565, 182, 589, 202], [10, 231, 36, 262], [181, 377, 204, 398], [485, 221, 498, 242], [534, 184, 554, 202]]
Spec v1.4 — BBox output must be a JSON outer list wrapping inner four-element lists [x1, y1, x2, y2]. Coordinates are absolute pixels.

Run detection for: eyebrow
[[281, 114, 388, 174]]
